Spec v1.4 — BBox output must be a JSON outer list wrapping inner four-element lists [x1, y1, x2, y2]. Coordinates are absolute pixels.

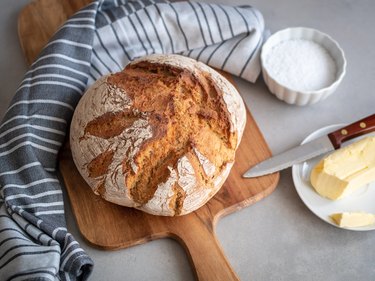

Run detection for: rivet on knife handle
[[328, 113, 375, 149]]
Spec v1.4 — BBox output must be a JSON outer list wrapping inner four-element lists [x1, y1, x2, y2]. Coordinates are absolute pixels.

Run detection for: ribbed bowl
[[261, 27, 346, 106]]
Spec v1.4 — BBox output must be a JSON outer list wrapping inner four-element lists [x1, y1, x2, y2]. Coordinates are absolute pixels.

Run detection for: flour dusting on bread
[[70, 54, 246, 216]]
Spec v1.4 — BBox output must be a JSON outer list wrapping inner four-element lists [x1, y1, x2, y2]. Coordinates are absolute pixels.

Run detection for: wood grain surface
[[18, 1, 279, 280]]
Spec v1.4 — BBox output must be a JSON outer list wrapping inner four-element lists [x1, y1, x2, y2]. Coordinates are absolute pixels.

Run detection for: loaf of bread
[[70, 54, 246, 216]]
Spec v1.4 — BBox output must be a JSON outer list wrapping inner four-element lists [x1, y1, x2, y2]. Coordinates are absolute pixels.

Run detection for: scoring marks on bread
[[70, 54, 246, 216]]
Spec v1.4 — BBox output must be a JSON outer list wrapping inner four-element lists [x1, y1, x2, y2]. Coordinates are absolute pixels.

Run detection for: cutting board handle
[[172, 213, 239, 281]]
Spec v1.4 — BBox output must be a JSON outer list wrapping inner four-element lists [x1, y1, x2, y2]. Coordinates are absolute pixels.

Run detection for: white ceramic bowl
[[261, 27, 346, 106]]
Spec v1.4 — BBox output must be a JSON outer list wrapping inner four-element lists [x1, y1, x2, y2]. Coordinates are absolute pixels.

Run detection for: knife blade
[[243, 113, 375, 178]]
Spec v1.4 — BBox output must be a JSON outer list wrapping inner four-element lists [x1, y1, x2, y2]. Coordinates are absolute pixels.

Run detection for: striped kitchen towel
[[0, 0, 265, 280]]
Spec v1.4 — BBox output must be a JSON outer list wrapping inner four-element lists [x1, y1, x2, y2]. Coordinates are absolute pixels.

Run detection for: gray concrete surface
[[1, 0, 374, 280]]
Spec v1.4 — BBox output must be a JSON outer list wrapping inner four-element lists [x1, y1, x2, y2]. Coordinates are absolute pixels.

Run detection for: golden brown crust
[[70, 54, 246, 216]]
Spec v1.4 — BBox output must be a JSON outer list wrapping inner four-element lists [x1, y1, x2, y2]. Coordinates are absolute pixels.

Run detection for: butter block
[[330, 212, 375, 228], [310, 136, 375, 200]]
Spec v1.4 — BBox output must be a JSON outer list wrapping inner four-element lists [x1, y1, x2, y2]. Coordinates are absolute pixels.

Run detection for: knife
[[243, 113, 375, 178]]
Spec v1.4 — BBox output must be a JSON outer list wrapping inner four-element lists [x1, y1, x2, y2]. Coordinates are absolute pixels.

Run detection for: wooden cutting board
[[18, 1, 279, 280]]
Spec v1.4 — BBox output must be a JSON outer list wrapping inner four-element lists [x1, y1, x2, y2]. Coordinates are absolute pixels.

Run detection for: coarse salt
[[264, 39, 337, 92]]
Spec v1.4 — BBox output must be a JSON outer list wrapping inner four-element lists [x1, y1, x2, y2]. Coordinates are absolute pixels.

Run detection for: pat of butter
[[310, 136, 375, 200], [330, 212, 375, 228]]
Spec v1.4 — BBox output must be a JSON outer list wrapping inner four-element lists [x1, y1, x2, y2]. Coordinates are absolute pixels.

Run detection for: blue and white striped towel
[[0, 0, 265, 279]]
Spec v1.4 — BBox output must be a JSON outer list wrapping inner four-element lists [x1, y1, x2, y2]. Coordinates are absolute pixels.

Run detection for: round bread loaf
[[70, 54, 246, 216]]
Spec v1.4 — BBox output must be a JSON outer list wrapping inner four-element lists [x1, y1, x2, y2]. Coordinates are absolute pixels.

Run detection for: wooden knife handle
[[328, 113, 375, 149], [172, 212, 239, 281]]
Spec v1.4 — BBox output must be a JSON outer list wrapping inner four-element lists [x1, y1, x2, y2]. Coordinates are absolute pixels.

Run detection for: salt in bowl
[[261, 27, 346, 106]]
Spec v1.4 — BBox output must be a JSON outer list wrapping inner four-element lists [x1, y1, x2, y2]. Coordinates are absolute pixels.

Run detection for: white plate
[[292, 124, 375, 231]]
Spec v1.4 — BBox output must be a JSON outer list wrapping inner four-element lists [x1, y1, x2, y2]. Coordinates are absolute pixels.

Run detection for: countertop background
[[1, 0, 374, 280]]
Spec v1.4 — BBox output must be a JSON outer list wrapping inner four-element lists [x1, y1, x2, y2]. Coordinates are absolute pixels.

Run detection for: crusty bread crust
[[70, 54, 246, 216]]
